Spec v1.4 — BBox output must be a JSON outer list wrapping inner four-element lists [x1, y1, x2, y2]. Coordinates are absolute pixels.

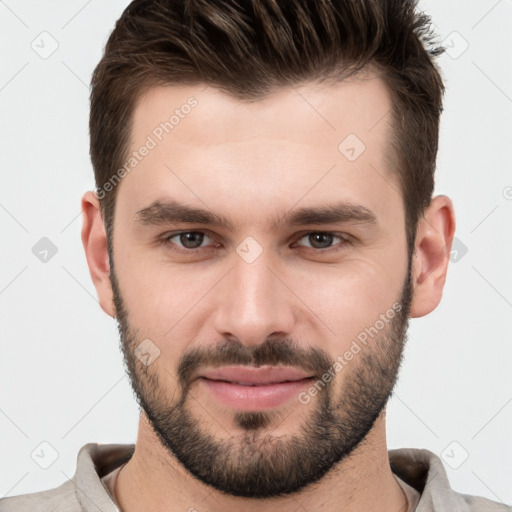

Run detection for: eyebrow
[[134, 198, 377, 231]]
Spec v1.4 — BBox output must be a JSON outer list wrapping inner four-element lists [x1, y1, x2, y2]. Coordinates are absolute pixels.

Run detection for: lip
[[199, 365, 313, 385], [197, 366, 314, 411]]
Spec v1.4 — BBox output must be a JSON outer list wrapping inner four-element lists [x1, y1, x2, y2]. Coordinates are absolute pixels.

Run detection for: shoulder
[[455, 493, 512, 512], [0, 479, 79, 512], [389, 447, 511, 512], [0, 442, 132, 512]]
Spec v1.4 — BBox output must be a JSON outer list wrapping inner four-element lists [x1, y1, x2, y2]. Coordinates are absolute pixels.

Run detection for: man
[[1, 0, 509, 511]]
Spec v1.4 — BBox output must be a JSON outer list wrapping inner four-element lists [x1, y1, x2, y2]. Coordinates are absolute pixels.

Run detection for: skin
[[81, 73, 455, 511]]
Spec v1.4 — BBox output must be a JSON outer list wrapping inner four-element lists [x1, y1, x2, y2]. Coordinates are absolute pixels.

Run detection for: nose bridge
[[214, 250, 296, 345]]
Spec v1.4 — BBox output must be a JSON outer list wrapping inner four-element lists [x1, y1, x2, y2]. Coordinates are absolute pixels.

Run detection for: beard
[[110, 257, 413, 499]]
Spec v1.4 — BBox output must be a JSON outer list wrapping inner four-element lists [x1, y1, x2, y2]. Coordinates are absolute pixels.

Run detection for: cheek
[[117, 260, 217, 347], [292, 252, 407, 350]]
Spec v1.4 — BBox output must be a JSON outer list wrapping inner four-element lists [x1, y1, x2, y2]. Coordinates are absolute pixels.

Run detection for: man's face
[[109, 76, 412, 497]]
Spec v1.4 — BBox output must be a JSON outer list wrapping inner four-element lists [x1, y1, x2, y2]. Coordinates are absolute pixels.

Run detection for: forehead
[[116, 75, 400, 230], [132, 74, 391, 149]]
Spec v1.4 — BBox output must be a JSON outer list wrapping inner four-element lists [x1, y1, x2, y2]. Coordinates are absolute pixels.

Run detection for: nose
[[213, 254, 297, 348]]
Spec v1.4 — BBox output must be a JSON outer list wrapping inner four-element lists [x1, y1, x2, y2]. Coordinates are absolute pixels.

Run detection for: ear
[[81, 191, 115, 318], [410, 195, 456, 318]]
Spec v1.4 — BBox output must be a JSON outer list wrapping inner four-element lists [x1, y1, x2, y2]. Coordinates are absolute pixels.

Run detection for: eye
[[160, 230, 352, 255], [163, 231, 215, 251], [294, 232, 351, 251]]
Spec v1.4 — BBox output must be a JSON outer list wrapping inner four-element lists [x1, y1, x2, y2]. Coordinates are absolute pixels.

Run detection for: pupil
[[180, 232, 204, 249], [310, 233, 332, 248]]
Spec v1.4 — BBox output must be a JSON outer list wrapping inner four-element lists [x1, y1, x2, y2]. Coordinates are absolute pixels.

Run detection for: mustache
[[177, 337, 333, 389]]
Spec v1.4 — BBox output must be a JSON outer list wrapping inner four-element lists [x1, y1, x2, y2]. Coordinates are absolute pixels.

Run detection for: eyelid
[[291, 231, 352, 251], [163, 230, 216, 251], [162, 229, 352, 253]]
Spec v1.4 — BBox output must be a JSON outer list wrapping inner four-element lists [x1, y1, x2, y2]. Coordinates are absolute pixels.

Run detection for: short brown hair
[[90, 0, 444, 258]]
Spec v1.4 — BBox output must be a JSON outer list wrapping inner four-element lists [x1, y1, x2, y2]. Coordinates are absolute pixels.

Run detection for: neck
[[115, 410, 407, 512]]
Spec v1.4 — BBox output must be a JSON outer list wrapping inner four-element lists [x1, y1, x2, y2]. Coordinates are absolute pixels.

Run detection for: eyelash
[[160, 231, 353, 255]]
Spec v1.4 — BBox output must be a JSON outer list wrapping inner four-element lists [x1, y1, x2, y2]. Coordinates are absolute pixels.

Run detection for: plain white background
[[1, 0, 511, 505]]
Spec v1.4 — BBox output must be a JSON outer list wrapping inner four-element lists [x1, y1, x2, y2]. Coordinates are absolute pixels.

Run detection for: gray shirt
[[0, 443, 510, 511]]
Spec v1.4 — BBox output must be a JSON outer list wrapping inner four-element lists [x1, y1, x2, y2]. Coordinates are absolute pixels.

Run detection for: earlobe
[[409, 195, 456, 318], [81, 191, 115, 318]]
